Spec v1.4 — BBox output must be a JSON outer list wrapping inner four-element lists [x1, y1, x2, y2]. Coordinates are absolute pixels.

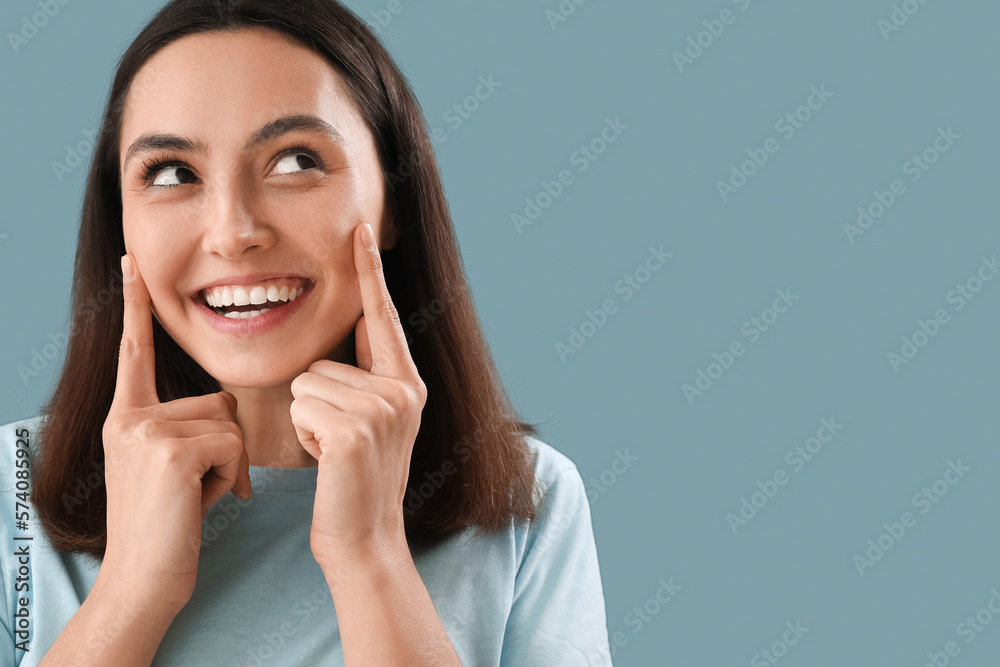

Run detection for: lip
[[192, 281, 314, 337], [191, 273, 313, 297]]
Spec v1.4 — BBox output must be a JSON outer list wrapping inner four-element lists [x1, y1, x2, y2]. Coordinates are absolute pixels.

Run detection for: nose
[[200, 166, 276, 259]]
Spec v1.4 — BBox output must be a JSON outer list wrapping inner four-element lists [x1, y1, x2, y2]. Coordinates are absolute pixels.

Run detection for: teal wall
[[2, 1, 999, 664]]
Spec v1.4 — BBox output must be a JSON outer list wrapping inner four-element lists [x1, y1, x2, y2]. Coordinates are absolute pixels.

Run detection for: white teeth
[[209, 281, 300, 319], [232, 287, 251, 306], [203, 288, 234, 308], [222, 307, 272, 319], [249, 286, 267, 305], [204, 282, 307, 311]]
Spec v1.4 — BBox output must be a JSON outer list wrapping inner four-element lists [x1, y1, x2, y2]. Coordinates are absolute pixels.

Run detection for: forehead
[[119, 28, 365, 158]]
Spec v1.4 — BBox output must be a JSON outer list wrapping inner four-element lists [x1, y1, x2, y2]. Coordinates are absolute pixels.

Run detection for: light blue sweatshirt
[[0, 415, 613, 665]]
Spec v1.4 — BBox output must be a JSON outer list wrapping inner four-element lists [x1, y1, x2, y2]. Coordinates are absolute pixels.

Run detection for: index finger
[[114, 253, 159, 408], [354, 223, 411, 376]]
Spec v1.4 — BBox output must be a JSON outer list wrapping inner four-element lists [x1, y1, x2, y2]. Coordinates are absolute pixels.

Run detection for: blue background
[[2, 0, 999, 665]]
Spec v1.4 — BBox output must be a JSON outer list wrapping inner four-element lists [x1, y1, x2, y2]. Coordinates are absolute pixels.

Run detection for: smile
[[193, 276, 314, 335], [201, 279, 309, 318]]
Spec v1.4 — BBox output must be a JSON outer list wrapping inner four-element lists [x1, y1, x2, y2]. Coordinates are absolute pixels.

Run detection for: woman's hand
[[290, 223, 427, 568], [99, 254, 252, 613]]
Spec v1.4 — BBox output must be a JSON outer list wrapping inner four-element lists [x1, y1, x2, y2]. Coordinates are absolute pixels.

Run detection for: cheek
[[122, 223, 187, 307], [136, 262, 182, 315], [272, 206, 356, 276], [122, 203, 188, 260]]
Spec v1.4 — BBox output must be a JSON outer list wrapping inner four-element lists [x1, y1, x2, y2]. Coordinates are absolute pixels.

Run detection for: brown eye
[[150, 164, 198, 187], [273, 152, 320, 175], [140, 158, 199, 188]]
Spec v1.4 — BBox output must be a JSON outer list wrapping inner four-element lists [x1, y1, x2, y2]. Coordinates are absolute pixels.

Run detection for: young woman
[[0, 0, 612, 665]]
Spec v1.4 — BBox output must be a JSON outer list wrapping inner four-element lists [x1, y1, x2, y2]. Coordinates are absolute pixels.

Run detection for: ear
[[379, 194, 400, 251]]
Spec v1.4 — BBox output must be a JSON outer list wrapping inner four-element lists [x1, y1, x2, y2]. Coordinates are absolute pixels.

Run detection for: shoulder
[[0, 415, 45, 434], [0, 414, 46, 516], [510, 435, 605, 607], [521, 433, 580, 496], [520, 435, 592, 534], [0, 414, 47, 541], [0, 415, 45, 483]]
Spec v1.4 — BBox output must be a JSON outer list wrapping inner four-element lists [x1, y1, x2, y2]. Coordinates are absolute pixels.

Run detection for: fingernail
[[121, 255, 134, 283], [361, 223, 376, 252]]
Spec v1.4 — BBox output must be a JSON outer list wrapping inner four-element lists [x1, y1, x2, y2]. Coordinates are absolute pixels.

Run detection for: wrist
[[40, 570, 182, 667], [316, 532, 410, 595], [311, 517, 408, 570], [73, 574, 181, 656], [93, 565, 189, 619]]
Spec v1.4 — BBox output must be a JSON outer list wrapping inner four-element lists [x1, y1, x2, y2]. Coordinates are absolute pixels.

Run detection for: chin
[[202, 362, 305, 390]]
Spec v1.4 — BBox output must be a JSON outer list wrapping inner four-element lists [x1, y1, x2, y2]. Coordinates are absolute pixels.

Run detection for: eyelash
[[138, 143, 326, 188]]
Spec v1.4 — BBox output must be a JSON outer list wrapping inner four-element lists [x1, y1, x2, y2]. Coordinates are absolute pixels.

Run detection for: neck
[[221, 332, 356, 468]]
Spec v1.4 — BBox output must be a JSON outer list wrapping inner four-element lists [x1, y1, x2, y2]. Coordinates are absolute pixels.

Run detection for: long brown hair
[[32, 0, 544, 557]]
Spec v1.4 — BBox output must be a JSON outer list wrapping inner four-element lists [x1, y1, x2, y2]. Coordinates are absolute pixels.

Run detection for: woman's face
[[119, 28, 397, 388]]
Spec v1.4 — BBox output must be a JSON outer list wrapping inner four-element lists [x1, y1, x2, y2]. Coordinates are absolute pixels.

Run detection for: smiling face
[[119, 28, 397, 388]]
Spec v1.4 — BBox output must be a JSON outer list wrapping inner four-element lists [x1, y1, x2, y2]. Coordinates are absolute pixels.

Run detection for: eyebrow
[[121, 114, 348, 173]]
